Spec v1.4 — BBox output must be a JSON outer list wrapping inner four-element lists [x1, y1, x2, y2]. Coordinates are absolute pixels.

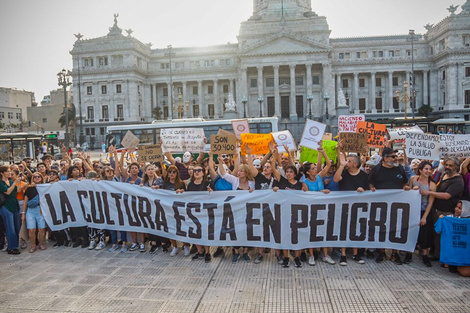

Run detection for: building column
[[289, 64, 297, 119], [274, 65, 280, 117], [423, 70, 429, 106], [322, 63, 334, 119], [229, 79, 235, 103], [430, 70, 438, 109], [257, 66, 264, 117], [336, 73, 342, 108], [198, 80, 203, 118], [405, 72, 411, 113], [213, 79, 220, 118], [457, 63, 464, 106], [388, 71, 394, 113], [305, 64, 313, 118], [448, 63, 458, 108], [370, 72, 376, 113], [353, 72, 359, 114], [167, 82, 173, 120], [241, 67, 248, 118], [182, 81, 187, 118]]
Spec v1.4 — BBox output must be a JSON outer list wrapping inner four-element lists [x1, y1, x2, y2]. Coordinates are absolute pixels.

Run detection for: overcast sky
[[0, 0, 461, 102]]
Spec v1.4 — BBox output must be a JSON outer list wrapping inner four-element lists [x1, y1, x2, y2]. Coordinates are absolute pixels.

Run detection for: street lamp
[[174, 92, 189, 119], [165, 45, 175, 119], [307, 94, 313, 120], [409, 29, 416, 119], [242, 97, 248, 118], [76, 57, 84, 145], [395, 81, 411, 119], [257, 96, 264, 117], [323, 93, 330, 120], [57, 69, 72, 151]]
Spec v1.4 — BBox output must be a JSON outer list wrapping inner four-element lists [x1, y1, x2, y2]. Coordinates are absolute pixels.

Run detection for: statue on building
[[125, 29, 133, 36], [338, 88, 347, 107], [74, 33, 83, 41], [447, 5, 459, 15], [113, 13, 119, 26], [224, 93, 237, 112], [424, 24, 434, 31]]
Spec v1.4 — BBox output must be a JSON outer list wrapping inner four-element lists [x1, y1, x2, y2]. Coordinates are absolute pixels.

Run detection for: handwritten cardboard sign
[[272, 130, 296, 153], [339, 132, 368, 153], [338, 114, 365, 133], [231, 119, 250, 140], [210, 134, 237, 154], [300, 140, 338, 164], [438, 134, 470, 158], [121, 130, 140, 150], [405, 132, 440, 160], [217, 128, 235, 137], [356, 121, 386, 148], [387, 125, 424, 141], [299, 119, 326, 151], [138, 144, 163, 163], [240, 133, 273, 155], [160, 128, 205, 153]]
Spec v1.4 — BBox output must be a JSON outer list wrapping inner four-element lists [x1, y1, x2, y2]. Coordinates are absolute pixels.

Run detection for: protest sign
[[240, 133, 273, 155], [217, 128, 235, 137], [339, 132, 368, 153], [138, 144, 163, 163], [121, 130, 140, 150], [405, 132, 440, 160], [387, 125, 424, 141], [438, 134, 470, 158], [210, 134, 237, 154], [338, 114, 365, 133], [231, 119, 250, 140], [299, 140, 338, 164], [272, 130, 296, 153], [160, 128, 205, 153], [299, 119, 326, 150], [37, 181, 421, 251], [356, 121, 386, 147]]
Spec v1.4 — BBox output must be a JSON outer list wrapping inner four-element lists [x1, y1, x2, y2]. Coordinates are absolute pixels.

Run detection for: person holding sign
[[165, 148, 205, 181]]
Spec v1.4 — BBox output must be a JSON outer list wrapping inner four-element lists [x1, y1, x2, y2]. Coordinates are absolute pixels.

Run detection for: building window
[[393, 77, 399, 86], [86, 128, 90, 135], [116, 84, 122, 93], [376, 98, 382, 111], [43, 118, 47, 123], [464, 35, 470, 47], [208, 104, 214, 118], [250, 79, 257, 88], [376, 77, 382, 87], [204, 60, 210, 67], [226, 59, 231, 65], [267, 97, 275, 117], [372, 51, 377, 58], [208, 85, 213, 94], [16, 113, 21, 119], [442, 70, 446, 80], [279, 77, 290, 85], [83, 58, 93, 67], [193, 105, 199, 117], [86, 86, 92, 95], [339, 53, 344, 59], [356, 52, 361, 59], [359, 78, 365, 88], [87, 106, 94, 120], [378, 51, 384, 58], [389, 50, 394, 57], [443, 92, 446, 105], [312, 76, 320, 85], [100, 127, 105, 135], [466, 67, 470, 77], [359, 98, 366, 113], [223, 84, 229, 93], [394, 50, 401, 57], [342, 79, 349, 88], [266, 78, 274, 87], [116, 104, 123, 118], [102, 105, 109, 119], [344, 52, 350, 59], [192, 86, 198, 95], [163, 88, 168, 96], [163, 106, 168, 119], [101, 85, 107, 94], [8, 112, 13, 119], [465, 90, 470, 106], [296, 96, 304, 118], [295, 76, 304, 86], [98, 56, 108, 67], [0, 112, 3, 119], [177, 87, 182, 94], [160, 63, 169, 69]]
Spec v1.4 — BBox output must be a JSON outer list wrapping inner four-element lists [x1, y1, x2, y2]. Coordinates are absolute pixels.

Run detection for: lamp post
[[174, 92, 189, 119], [323, 93, 330, 121], [77, 58, 84, 145], [165, 45, 175, 119], [242, 97, 248, 118], [395, 81, 411, 119], [307, 94, 313, 120], [257, 96, 264, 117], [409, 29, 416, 119], [57, 69, 71, 151]]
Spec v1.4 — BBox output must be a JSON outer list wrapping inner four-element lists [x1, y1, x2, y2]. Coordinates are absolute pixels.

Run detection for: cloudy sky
[[0, 0, 460, 102]]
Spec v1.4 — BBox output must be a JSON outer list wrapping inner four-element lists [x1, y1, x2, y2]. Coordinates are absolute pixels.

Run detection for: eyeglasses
[[386, 155, 397, 159], [105, 169, 114, 173], [60, 164, 66, 167], [32, 176, 42, 179], [193, 169, 203, 173], [168, 170, 177, 174], [50, 173, 58, 176]]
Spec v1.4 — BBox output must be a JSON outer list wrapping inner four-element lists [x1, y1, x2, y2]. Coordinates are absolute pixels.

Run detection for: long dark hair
[[164, 165, 184, 189], [417, 161, 432, 183]]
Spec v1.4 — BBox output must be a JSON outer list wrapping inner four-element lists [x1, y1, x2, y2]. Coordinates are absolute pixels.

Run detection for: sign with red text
[[338, 114, 365, 133], [356, 121, 386, 148]]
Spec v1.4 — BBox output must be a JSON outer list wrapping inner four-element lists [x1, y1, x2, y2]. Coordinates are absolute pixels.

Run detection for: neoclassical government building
[[71, 0, 470, 142]]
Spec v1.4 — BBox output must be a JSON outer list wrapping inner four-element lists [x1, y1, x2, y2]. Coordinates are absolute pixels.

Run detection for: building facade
[[0, 87, 36, 131], [70, 0, 470, 144]]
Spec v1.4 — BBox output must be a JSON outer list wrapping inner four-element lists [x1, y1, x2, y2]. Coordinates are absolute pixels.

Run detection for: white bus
[[106, 117, 279, 151]]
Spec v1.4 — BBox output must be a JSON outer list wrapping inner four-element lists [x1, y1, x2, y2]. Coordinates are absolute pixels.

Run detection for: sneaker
[[403, 253, 413, 264], [183, 245, 190, 256], [339, 256, 347, 266], [20, 241, 27, 249], [149, 245, 158, 254], [162, 245, 169, 253], [213, 247, 224, 258], [308, 256, 316, 266], [81, 240, 89, 249], [366, 249, 375, 259], [391, 252, 403, 265], [108, 244, 119, 252], [120, 245, 128, 252], [352, 255, 365, 264], [2, 245, 8, 252], [95, 242, 105, 250], [294, 257, 302, 268], [129, 243, 139, 251], [277, 255, 283, 265], [7, 249, 20, 255], [423, 255, 432, 267], [376, 252, 386, 263], [88, 241, 97, 250], [139, 243, 146, 253], [192, 253, 204, 260], [322, 255, 336, 265], [282, 257, 290, 268], [243, 253, 250, 263], [170, 247, 179, 257], [300, 251, 307, 262], [204, 253, 212, 263], [254, 254, 263, 264], [232, 253, 240, 263]]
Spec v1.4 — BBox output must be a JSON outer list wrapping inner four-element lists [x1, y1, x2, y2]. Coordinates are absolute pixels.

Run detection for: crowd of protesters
[[0, 139, 469, 276]]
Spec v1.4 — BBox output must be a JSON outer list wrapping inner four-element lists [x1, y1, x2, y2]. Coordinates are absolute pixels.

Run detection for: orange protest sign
[[356, 121, 386, 147], [240, 133, 273, 155]]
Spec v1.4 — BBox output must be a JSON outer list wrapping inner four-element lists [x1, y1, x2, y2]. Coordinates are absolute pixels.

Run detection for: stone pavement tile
[[60, 284, 96, 297], [295, 278, 327, 290], [89, 285, 122, 299], [391, 290, 433, 306], [359, 288, 398, 304], [324, 277, 357, 289], [229, 302, 263, 313], [158, 300, 198, 313], [176, 276, 212, 288], [415, 279, 456, 291], [152, 276, 185, 288], [141, 287, 175, 300], [115, 286, 147, 299], [294, 289, 331, 303], [329, 289, 366, 308], [354, 278, 386, 290], [200, 287, 236, 302], [71, 297, 111, 312], [131, 300, 166, 313], [195, 301, 231, 313], [39, 295, 82, 311], [77, 274, 108, 285], [0, 282, 21, 293], [102, 274, 135, 286], [426, 290, 466, 306], [263, 301, 333, 313], [171, 287, 205, 301], [9, 282, 41, 295]]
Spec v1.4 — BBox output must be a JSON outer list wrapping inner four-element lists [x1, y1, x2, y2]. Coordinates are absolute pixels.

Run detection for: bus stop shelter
[[0, 132, 42, 164]]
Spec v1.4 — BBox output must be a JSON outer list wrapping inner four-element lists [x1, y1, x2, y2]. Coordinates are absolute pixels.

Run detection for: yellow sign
[[240, 133, 273, 155]]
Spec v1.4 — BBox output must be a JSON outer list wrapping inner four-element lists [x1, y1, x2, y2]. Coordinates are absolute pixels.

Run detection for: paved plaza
[[0, 243, 469, 313]]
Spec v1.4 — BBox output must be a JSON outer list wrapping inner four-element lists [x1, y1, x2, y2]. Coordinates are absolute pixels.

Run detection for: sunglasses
[[387, 155, 397, 159], [60, 164, 66, 167], [105, 169, 114, 173], [168, 170, 177, 174], [193, 169, 203, 173]]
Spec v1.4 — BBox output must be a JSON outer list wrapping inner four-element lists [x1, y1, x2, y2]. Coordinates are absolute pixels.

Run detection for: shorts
[[26, 206, 46, 229]]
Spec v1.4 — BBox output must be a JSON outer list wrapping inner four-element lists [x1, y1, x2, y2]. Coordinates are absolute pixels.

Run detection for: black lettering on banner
[[172, 201, 187, 237], [310, 204, 325, 242], [350, 203, 367, 241], [59, 191, 76, 223], [389, 203, 410, 244], [203, 203, 217, 240], [220, 203, 237, 240], [186, 202, 202, 239], [263, 203, 281, 243], [44, 193, 61, 225], [154, 199, 168, 232], [339, 203, 349, 241], [246, 203, 261, 242], [92, 191, 105, 224], [111, 193, 124, 225], [327, 203, 339, 241], [368, 202, 387, 242], [123, 195, 141, 227], [291, 204, 308, 244], [77, 191, 91, 223], [101, 192, 115, 225], [138, 196, 155, 229]]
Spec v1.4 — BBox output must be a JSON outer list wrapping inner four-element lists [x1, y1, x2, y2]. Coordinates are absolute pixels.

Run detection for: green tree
[[418, 104, 433, 117], [58, 102, 77, 141], [152, 106, 162, 120]]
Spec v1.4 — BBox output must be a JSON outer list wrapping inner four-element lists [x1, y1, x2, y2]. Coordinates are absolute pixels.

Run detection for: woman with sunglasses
[[0, 165, 22, 254], [22, 173, 47, 252]]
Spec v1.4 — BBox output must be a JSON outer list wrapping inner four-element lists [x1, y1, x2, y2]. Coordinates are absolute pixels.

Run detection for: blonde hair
[[238, 164, 255, 181]]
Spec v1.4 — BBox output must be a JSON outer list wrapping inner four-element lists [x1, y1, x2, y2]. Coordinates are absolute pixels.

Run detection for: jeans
[[110, 230, 127, 244], [0, 206, 20, 250]]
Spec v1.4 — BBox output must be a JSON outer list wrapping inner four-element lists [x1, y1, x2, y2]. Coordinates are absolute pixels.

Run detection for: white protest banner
[[160, 128, 205, 153], [388, 125, 424, 141], [299, 119, 326, 150], [121, 130, 140, 149], [272, 130, 296, 153], [231, 119, 250, 140], [338, 114, 365, 133], [439, 134, 470, 158], [138, 144, 163, 163], [37, 181, 420, 251], [405, 132, 440, 160]]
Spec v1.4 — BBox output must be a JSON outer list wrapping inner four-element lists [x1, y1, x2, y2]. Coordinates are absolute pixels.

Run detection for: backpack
[[27, 195, 40, 208]]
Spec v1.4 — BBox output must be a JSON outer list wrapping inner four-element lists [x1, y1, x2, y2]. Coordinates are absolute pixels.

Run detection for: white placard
[[121, 130, 140, 150], [338, 114, 365, 133], [231, 119, 250, 140], [405, 132, 441, 160], [160, 128, 205, 153], [439, 134, 470, 158], [272, 130, 296, 153], [299, 119, 326, 151], [388, 125, 424, 141]]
